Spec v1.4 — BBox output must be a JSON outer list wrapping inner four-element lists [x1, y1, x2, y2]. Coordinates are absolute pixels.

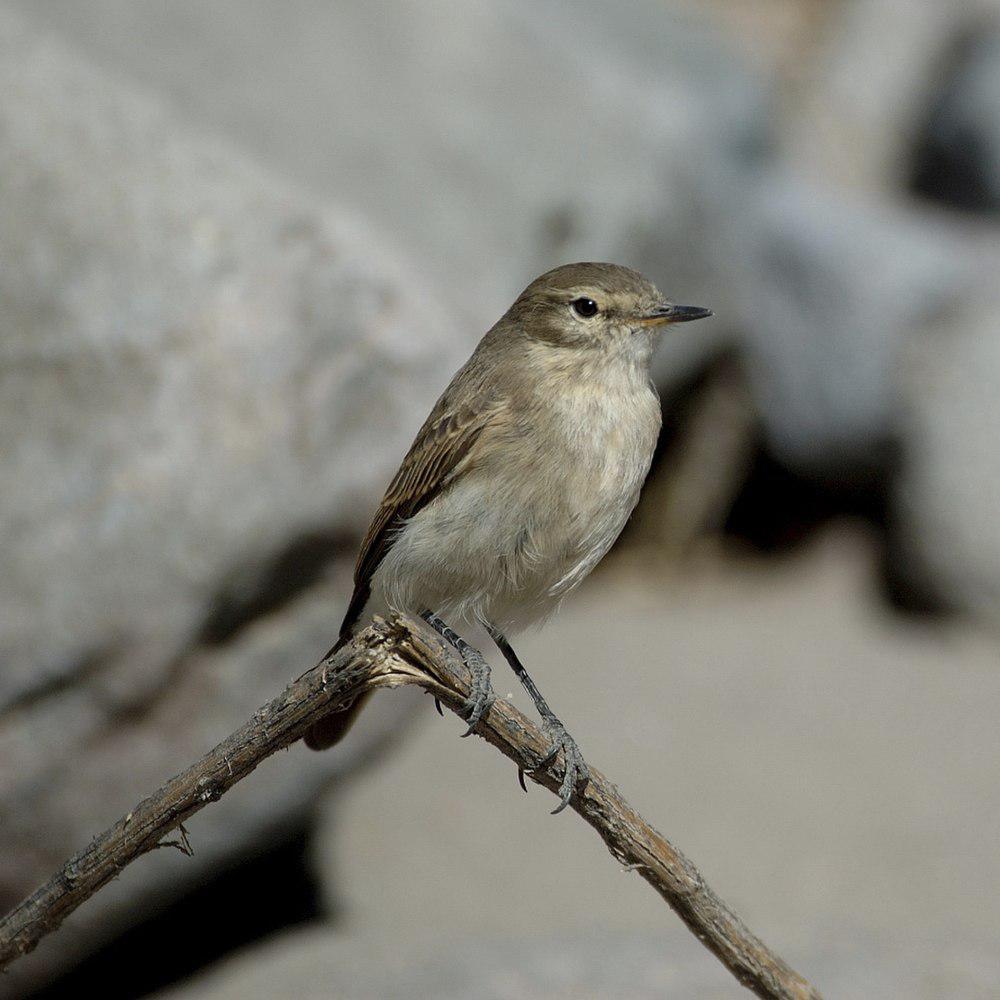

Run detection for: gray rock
[[0, 9, 464, 707], [0, 7, 457, 992], [8, 0, 766, 373], [894, 293, 1000, 622], [714, 170, 994, 474], [11, 0, 1000, 483], [781, 0, 992, 193]]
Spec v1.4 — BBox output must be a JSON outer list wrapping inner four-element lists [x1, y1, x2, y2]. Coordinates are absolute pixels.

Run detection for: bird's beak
[[637, 303, 714, 327]]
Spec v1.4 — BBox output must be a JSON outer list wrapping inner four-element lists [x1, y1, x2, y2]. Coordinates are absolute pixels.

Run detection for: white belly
[[374, 377, 660, 632]]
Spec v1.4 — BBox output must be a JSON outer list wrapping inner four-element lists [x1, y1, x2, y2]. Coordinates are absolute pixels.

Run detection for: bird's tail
[[303, 689, 372, 749], [303, 585, 371, 751]]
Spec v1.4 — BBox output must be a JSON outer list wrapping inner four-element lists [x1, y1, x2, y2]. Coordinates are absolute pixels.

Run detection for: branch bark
[[0, 615, 822, 999]]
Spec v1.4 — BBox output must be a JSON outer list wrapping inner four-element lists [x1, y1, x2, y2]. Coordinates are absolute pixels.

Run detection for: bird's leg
[[487, 625, 590, 814], [420, 611, 495, 736]]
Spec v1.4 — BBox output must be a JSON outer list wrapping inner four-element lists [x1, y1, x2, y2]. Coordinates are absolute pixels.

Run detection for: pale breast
[[373, 364, 660, 631], [538, 378, 660, 597]]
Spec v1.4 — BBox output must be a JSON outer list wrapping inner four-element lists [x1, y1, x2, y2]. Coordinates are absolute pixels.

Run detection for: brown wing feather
[[308, 325, 517, 751], [307, 400, 498, 751], [335, 389, 501, 642]]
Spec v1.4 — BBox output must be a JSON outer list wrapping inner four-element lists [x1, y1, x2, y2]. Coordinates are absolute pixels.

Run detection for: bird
[[304, 262, 712, 812]]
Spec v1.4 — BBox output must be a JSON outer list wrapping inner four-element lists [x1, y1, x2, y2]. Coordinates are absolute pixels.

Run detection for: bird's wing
[[337, 384, 503, 639]]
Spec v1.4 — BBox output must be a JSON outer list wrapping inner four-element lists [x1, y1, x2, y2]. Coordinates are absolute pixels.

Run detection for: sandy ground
[[161, 526, 1000, 999]]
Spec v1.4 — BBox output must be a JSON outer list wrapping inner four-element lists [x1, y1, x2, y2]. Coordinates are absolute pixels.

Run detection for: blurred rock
[[782, 0, 994, 193], [911, 25, 1000, 214], [716, 170, 992, 476], [8, 0, 1000, 492], [8, 0, 768, 381], [894, 293, 1000, 622], [0, 8, 463, 705], [672, 0, 827, 80], [0, 7, 456, 992]]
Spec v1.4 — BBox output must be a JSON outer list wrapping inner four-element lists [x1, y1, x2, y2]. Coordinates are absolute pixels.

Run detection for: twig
[[0, 616, 821, 999]]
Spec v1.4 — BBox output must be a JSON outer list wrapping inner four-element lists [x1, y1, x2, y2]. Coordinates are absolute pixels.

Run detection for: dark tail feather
[[303, 690, 372, 749], [303, 582, 371, 751]]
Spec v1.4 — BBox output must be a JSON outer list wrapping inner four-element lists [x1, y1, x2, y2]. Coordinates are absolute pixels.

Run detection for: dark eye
[[571, 297, 598, 318]]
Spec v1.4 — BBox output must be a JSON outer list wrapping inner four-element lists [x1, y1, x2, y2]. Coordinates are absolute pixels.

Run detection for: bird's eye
[[571, 297, 599, 318]]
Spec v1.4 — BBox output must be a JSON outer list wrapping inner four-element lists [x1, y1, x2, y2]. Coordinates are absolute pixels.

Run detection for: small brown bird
[[305, 262, 712, 810]]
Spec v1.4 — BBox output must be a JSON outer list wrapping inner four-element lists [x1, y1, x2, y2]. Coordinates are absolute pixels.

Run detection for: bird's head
[[508, 262, 712, 354]]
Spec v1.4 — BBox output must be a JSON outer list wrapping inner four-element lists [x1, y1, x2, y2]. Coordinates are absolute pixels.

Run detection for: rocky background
[[1, 1, 998, 998]]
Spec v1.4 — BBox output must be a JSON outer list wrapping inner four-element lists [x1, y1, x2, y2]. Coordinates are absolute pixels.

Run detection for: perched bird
[[305, 262, 712, 811]]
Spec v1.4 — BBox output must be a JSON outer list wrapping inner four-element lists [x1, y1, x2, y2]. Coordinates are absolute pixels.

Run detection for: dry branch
[[0, 615, 822, 999]]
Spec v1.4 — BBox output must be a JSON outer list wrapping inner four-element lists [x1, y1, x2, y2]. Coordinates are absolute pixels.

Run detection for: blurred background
[[1, 1, 999, 997]]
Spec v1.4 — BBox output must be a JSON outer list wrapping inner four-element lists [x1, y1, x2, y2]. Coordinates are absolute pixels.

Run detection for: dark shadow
[[723, 437, 955, 618], [198, 529, 355, 646], [909, 22, 1000, 216], [723, 445, 891, 554], [27, 829, 323, 1000]]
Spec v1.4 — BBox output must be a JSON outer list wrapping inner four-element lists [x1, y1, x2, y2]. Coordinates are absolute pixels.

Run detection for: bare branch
[[0, 616, 822, 999]]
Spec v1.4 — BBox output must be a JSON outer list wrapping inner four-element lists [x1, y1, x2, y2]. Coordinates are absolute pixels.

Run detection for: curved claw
[[457, 647, 495, 737], [531, 720, 590, 814], [552, 743, 590, 816], [459, 688, 495, 737], [551, 742, 590, 814]]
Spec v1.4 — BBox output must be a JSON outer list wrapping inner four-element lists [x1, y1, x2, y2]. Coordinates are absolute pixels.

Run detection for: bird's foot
[[420, 610, 495, 735], [458, 644, 495, 737], [535, 716, 590, 814]]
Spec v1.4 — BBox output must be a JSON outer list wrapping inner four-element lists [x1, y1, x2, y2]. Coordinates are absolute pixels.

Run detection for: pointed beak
[[638, 303, 714, 326]]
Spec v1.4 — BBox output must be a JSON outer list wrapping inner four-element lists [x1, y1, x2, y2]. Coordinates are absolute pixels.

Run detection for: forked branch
[[0, 616, 821, 999]]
